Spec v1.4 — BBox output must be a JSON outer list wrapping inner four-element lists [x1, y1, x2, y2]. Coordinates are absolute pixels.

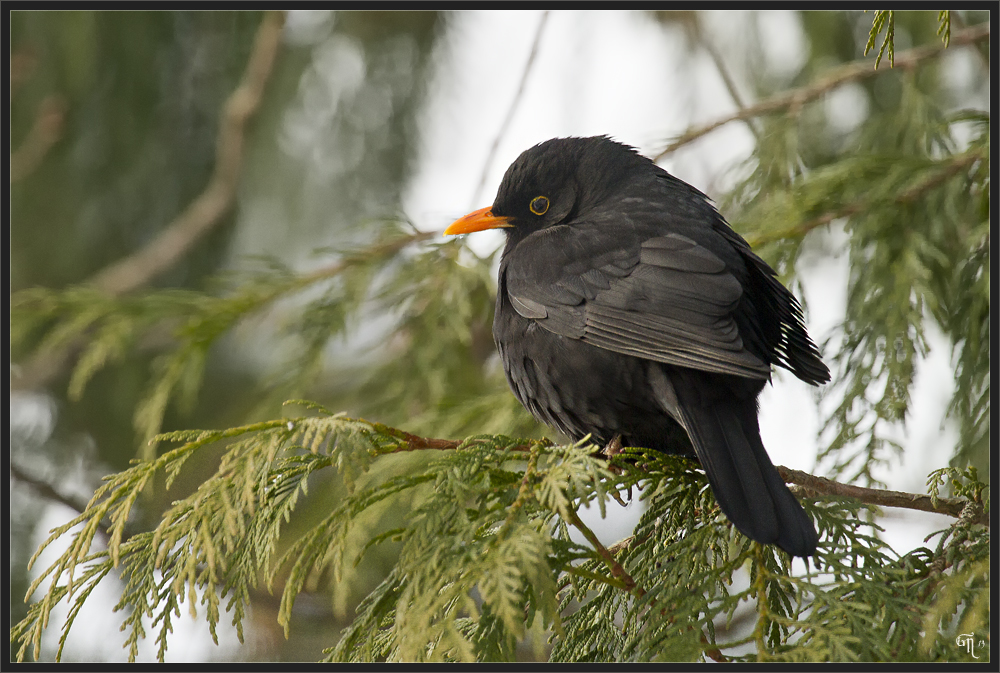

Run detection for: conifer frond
[[720, 72, 992, 488], [10, 224, 434, 461], [865, 10, 895, 69], [10, 408, 990, 662]]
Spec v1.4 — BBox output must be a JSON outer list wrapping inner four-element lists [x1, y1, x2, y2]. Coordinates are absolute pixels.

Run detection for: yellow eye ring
[[529, 196, 550, 215]]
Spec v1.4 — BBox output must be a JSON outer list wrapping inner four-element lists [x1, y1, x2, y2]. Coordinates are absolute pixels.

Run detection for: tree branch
[[362, 420, 983, 661], [778, 466, 989, 527], [9, 462, 112, 540], [692, 17, 761, 144], [565, 508, 644, 598], [469, 10, 550, 209], [654, 22, 991, 161], [87, 10, 286, 296], [10, 95, 65, 183], [11, 12, 286, 393], [367, 423, 988, 527]]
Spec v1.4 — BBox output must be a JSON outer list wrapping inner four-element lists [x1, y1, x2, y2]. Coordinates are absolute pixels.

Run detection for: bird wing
[[502, 219, 773, 379]]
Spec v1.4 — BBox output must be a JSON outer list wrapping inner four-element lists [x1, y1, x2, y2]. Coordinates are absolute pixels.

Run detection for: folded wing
[[503, 221, 773, 380]]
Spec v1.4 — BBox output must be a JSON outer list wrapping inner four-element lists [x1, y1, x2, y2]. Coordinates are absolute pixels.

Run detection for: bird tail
[[678, 402, 818, 558]]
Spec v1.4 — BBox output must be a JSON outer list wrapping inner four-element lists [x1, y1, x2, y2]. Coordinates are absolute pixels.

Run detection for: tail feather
[[679, 403, 818, 558]]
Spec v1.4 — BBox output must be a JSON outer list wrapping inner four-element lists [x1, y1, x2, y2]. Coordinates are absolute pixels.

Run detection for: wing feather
[[504, 222, 772, 379]]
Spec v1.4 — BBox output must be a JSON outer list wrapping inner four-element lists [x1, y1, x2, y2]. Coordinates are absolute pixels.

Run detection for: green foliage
[[722, 38, 989, 487], [864, 11, 953, 69], [865, 10, 896, 69], [10, 418, 989, 662], [10, 9, 989, 665], [936, 10, 951, 48], [927, 466, 989, 513], [10, 223, 439, 457], [548, 451, 984, 664]]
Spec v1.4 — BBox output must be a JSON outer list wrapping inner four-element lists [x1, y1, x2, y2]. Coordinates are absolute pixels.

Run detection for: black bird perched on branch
[[444, 136, 830, 558]]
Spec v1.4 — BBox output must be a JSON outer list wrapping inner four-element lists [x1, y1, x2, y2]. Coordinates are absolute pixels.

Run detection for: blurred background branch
[[655, 21, 990, 160], [469, 10, 550, 209], [11, 11, 285, 392], [10, 95, 66, 183], [87, 11, 286, 297]]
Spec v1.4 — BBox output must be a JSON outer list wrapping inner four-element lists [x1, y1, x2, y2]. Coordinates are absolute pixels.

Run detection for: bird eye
[[529, 196, 550, 215]]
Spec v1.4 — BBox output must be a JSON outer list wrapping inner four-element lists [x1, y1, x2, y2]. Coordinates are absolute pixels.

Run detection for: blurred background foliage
[[8, 9, 989, 662]]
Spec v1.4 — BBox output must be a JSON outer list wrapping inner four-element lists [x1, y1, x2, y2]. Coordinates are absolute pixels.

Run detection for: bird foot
[[601, 434, 624, 458], [600, 435, 629, 487]]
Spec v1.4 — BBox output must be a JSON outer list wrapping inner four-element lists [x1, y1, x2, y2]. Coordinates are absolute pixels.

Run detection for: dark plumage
[[445, 136, 829, 557]]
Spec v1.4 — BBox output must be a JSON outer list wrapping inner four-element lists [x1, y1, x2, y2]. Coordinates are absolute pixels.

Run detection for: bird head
[[444, 136, 654, 239]]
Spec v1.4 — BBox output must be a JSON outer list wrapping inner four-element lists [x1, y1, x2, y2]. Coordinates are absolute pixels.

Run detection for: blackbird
[[444, 136, 829, 557]]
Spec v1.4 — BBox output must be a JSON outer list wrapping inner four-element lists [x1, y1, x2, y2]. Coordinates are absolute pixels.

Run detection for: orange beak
[[443, 206, 513, 235]]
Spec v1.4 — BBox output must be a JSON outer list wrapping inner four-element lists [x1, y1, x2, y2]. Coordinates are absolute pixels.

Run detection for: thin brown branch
[[374, 426, 534, 454], [10, 46, 37, 95], [299, 230, 437, 284], [694, 20, 760, 144], [87, 11, 285, 297], [358, 411, 547, 454], [10, 95, 65, 183], [701, 631, 729, 663], [654, 22, 990, 161], [9, 462, 111, 540], [566, 495, 727, 660], [893, 151, 984, 204], [606, 534, 637, 557], [565, 508, 644, 598], [469, 10, 550, 209], [778, 466, 989, 527], [379, 428, 463, 452], [366, 423, 989, 527], [10, 12, 285, 393]]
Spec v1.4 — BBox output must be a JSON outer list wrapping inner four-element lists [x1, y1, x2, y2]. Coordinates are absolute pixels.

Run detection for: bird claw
[[599, 435, 630, 483], [601, 434, 624, 458]]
